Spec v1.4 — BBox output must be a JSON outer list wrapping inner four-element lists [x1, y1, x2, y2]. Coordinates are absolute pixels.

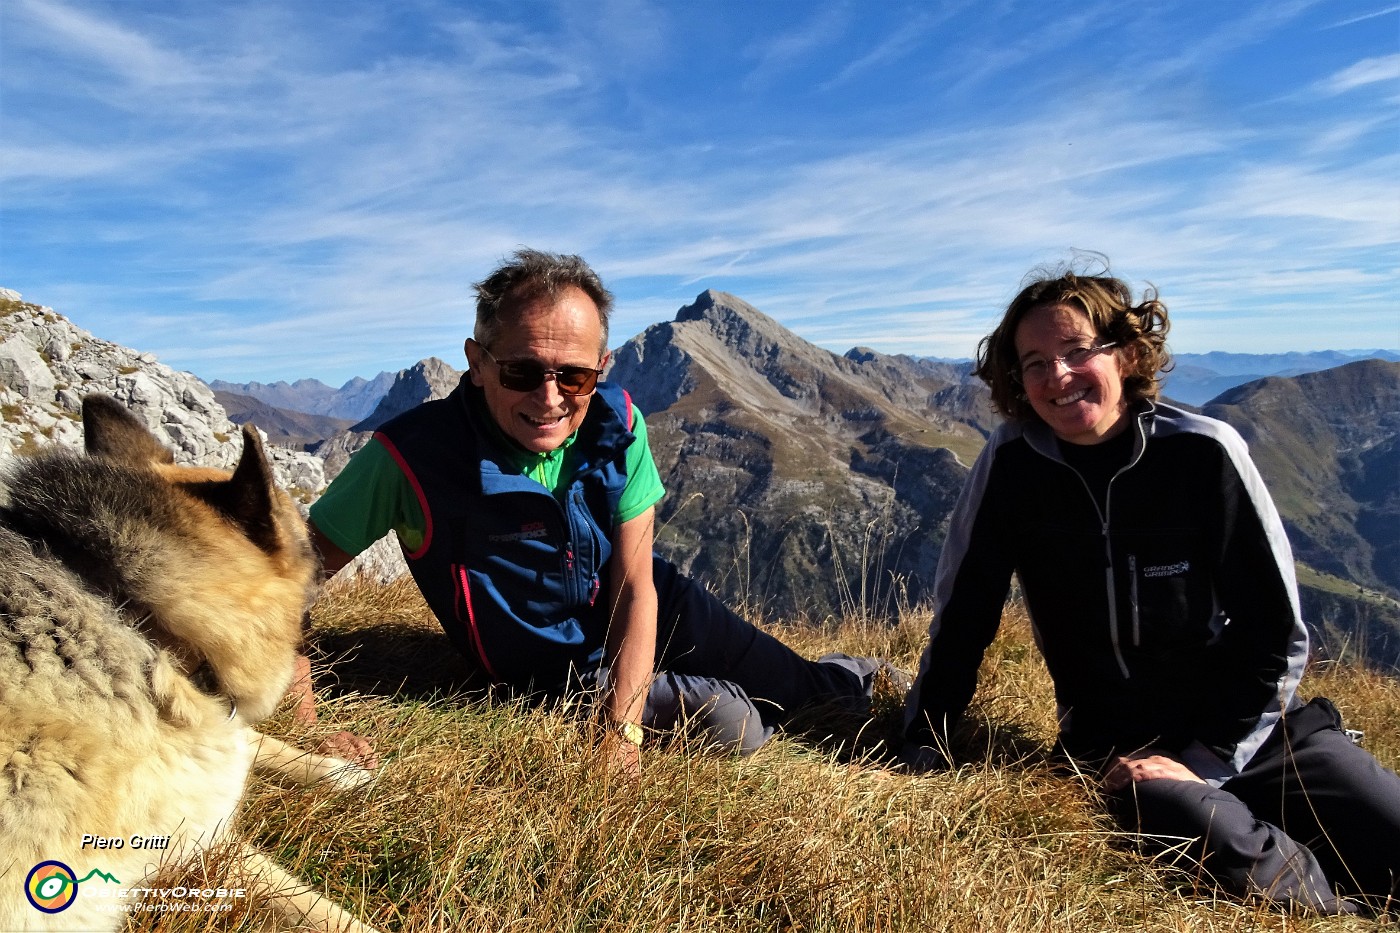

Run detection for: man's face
[[465, 286, 610, 453]]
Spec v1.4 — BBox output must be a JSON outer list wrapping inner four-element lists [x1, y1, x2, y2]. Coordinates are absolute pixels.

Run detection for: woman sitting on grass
[[900, 261, 1400, 914]]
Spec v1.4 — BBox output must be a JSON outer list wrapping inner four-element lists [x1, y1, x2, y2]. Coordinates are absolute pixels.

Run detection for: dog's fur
[[0, 395, 378, 932]]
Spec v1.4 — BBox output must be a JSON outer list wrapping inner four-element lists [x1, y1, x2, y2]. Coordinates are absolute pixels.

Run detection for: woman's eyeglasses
[[479, 345, 603, 396], [1012, 342, 1118, 386]]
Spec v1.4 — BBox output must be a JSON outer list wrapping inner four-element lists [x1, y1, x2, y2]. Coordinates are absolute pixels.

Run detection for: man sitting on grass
[[299, 248, 891, 773]]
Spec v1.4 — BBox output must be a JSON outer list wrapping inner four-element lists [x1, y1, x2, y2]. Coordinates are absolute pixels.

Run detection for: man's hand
[[599, 730, 641, 778], [1103, 751, 1205, 792], [317, 730, 379, 772], [290, 653, 378, 772]]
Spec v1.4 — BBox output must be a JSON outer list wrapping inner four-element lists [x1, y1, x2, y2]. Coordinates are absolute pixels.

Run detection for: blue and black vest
[[374, 377, 636, 692]]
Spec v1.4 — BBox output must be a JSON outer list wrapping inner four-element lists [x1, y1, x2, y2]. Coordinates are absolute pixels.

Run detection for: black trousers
[[1110, 697, 1400, 913], [584, 557, 877, 754]]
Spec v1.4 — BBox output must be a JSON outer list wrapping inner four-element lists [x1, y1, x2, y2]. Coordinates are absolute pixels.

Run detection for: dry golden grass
[[125, 579, 1398, 932]]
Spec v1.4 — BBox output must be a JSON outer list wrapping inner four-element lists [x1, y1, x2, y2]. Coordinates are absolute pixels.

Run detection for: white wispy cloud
[[3, 0, 1395, 381], [12, 0, 199, 87], [1315, 52, 1400, 95]]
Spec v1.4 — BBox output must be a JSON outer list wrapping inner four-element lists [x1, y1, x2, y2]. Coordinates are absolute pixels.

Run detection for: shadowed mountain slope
[[1203, 359, 1400, 597], [215, 390, 356, 450], [608, 289, 996, 619], [1202, 359, 1400, 668]]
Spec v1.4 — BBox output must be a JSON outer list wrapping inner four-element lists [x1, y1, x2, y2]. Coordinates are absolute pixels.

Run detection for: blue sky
[[2, 0, 1397, 385]]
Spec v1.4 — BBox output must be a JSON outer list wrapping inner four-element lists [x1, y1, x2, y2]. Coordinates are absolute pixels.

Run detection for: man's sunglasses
[[478, 345, 603, 396]]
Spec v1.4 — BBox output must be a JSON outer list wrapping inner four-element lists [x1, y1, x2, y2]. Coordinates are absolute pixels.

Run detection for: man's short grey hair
[[473, 248, 614, 354]]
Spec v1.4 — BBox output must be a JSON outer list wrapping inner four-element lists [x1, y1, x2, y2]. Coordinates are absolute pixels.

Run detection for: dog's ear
[[82, 394, 176, 465], [186, 425, 283, 552]]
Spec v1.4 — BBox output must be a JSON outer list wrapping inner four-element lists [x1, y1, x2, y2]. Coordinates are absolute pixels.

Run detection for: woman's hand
[[1103, 750, 1205, 792]]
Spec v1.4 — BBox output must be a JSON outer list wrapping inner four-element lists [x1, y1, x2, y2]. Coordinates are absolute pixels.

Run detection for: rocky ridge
[[0, 290, 326, 496], [0, 289, 416, 584], [310, 357, 464, 481], [215, 390, 356, 450], [1203, 359, 1400, 597]]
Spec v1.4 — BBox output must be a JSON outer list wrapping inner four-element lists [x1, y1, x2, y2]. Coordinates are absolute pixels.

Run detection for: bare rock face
[[353, 357, 463, 432], [0, 291, 325, 499]]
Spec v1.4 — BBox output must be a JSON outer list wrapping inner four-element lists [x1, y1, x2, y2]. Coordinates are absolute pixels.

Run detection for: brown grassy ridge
[[128, 576, 1398, 932]]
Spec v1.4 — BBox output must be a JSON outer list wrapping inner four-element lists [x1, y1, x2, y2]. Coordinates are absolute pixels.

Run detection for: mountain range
[[608, 290, 995, 620], [3, 285, 1396, 671], [209, 372, 397, 421], [213, 390, 355, 450], [1163, 350, 1400, 405], [214, 345, 1397, 417]]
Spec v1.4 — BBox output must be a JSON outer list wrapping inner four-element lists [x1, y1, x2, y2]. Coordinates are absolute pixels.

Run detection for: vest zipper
[[556, 492, 583, 605], [1129, 554, 1141, 647]]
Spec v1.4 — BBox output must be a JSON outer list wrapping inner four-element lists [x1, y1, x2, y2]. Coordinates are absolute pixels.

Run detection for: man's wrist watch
[[612, 720, 644, 746]]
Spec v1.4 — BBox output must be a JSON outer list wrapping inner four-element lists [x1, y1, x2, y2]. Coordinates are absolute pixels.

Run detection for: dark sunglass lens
[[498, 361, 546, 392], [557, 368, 598, 395]]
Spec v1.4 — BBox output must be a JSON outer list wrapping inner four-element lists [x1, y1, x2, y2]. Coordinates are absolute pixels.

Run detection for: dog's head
[[74, 394, 319, 722]]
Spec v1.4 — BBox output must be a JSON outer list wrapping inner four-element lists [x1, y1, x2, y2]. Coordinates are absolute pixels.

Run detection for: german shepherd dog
[[0, 395, 379, 932]]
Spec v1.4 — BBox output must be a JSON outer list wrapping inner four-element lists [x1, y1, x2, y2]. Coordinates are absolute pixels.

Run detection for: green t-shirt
[[310, 402, 665, 557]]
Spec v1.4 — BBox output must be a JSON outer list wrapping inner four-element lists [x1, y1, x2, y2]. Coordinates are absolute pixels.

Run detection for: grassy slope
[[128, 578, 1398, 932]]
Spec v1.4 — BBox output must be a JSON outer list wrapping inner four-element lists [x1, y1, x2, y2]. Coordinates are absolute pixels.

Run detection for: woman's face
[[1013, 302, 1130, 446]]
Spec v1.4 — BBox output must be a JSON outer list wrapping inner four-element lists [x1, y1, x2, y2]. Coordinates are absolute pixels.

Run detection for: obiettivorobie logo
[[24, 857, 249, 917], [24, 861, 118, 914]]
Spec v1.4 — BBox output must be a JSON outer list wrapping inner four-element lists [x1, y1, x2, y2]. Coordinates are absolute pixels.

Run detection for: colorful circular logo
[[25, 861, 78, 913]]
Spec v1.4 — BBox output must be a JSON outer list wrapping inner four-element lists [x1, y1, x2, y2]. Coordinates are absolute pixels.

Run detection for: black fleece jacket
[[904, 401, 1309, 776]]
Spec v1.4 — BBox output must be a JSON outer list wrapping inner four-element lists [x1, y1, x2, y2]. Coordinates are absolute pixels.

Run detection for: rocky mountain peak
[[676, 289, 783, 332], [671, 289, 828, 371], [353, 357, 462, 432], [845, 347, 879, 364], [613, 291, 989, 448], [606, 289, 997, 617]]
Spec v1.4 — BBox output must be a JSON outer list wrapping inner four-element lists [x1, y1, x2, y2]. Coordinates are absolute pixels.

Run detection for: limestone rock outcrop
[[0, 290, 325, 498]]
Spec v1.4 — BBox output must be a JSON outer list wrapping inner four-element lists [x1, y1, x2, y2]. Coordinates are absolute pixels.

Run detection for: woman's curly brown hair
[[975, 262, 1172, 423]]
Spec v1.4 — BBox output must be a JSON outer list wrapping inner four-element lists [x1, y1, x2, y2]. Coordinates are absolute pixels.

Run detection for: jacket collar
[[1020, 398, 1157, 465]]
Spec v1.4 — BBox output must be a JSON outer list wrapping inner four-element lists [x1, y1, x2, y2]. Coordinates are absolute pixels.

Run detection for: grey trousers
[[591, 557, 881, 755], [1110, 697, 1400, 914]]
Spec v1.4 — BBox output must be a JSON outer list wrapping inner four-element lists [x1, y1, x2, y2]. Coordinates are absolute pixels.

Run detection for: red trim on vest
[[455, 565, 497, 681], [373, 430, 433, 560], [622, 389, 634, 431]]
